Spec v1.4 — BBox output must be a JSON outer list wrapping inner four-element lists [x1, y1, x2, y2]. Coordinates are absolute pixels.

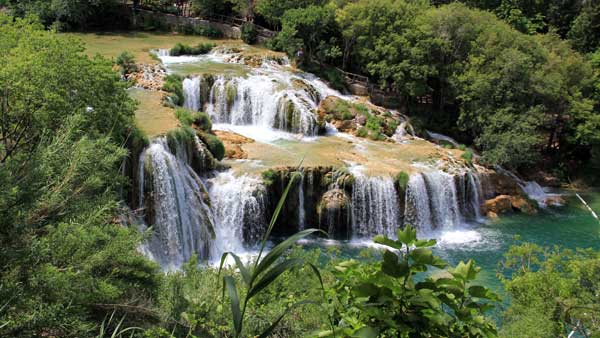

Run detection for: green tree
[[0, 15, 159, 337], [568, 2, 600, 53], [499, 243, 600, 337], [255, 0, 326, 28]]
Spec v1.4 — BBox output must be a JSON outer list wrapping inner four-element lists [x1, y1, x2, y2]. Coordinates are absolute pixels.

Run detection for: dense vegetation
[[1, 1, 600, 337]]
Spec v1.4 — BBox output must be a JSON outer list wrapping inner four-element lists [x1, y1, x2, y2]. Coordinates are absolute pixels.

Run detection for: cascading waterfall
[[138, 137, 215, 270], [183, 77, 201, 112], [298, 173, 306, 230], [405, 174, 433, 233], [202, 74, 320, 135], [208, 171, 268, 254], [404, 171, 479, 233], [351, 174, 401, 238]]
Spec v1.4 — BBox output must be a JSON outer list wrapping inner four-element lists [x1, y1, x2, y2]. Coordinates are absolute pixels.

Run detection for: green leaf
[[381, 250, 409, 278], [253, 228, 324, 285], [353, 282, 379, 297], [374, 235, 403, 250], [218, 252, 251, 286], [352, 326, 379, 338], [223, 276, 242, 336], [397, 225, 417, 245]]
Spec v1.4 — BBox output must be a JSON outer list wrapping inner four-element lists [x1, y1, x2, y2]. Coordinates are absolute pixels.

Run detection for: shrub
[[170, 43, 215, 56], [162, 74, 184, 106], [175, 108, 196, 126], [198, 131, 225, 161], [395, 171, 410, 191], [459, 144, 467, 151], [356, 127, 369, 138], [115, 51, 137, 76], [261, 169, 278, 186], [324, 225, 499, 337], [241, 22, 258, 44], [193, 112, 212, 132], [462, 149, 474, 165]]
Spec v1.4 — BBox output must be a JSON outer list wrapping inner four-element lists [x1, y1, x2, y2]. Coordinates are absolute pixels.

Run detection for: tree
[[499, 243, 600, 337], [0, 15, 159, 337], [255, 0, 326, 28], [568, 2, 600, 53], [271, 4, 340, 65]]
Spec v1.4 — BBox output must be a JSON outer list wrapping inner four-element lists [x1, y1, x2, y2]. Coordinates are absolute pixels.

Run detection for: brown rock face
[[214, 130, 254, 159], [482, 194, 538, 216], [488, 173, 526, 196], [483, 195, 513, 215], [126, 63, 166, 91], [509, 196, 537, 214], [544, 195, 565, 207]]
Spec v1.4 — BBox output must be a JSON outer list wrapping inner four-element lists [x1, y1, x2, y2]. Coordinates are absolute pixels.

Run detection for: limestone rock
[[544, 195, 565, 207], [214, 130, 254, 159], [509, 196, 537, 214], [483, 195, 513, 215], [126, 63, 166, 91]]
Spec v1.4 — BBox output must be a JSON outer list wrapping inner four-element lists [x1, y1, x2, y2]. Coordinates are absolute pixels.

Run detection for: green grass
[[64, 31, 235, 63]]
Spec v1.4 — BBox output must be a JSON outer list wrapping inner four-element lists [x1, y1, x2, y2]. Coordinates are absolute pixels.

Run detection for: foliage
[[462, 149, 474, 165], [191, 0, 225, 17], [218, 172, 326, 338], [261, 169, 278, 186], [169, 42, 215, 56], [176, 108, 213, 132], [395, 171, 410, 191], [198, 131, 225, 161], [115, 51, 138, 76], [255, 0, 326, 28], [5, 0, 130, 30], [176, 22, 223, 38], [240, 22, 257, 45], [162, 74, 184, 106], [499, 243, 600, 337], [319, 225, 499, 337], [0, 16, 159, 337], [568, 2, 600, 53], [271, 4, 340, 65]]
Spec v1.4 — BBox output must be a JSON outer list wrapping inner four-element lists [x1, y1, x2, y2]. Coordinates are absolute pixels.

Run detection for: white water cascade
[[183, 77, 202, 112], [405, 171, 467, 233], [203, 74, 320, 135], [351, 174, 401, 238], [138, 137, 215, 270], [208, 171, 268, 255]]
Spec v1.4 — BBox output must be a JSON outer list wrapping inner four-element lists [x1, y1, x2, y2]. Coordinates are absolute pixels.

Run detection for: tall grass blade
[[253, 228, 323, 284], [223, 276, 242, 336], [218, 252, 251, 286]]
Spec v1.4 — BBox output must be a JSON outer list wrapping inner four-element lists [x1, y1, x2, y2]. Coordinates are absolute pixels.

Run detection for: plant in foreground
[[219, 172, 327, 338], [318, 225, 499, 337]]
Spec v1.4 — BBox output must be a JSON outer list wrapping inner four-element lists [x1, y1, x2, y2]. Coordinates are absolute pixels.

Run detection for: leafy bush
[[320, 225, 499, 337], [356, 127, 369, 138], [462, 149, 474, 165], [241, 22, 258, 44], [198, 131, 225, 161], [115, 51, 137, 76], [175, 109, 213, 132], [261, 169, 278, 186], [170, 42, 215, 56], [162, 74, 184, 106], [395, 171, 409, 191]]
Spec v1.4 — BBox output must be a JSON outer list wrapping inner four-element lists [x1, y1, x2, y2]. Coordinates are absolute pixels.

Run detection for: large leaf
[[373, 235, 403, 250], [397, 225, 417, 245], [223, 276, 242, 335], [352, 326, 379, 338], [218, 252, 251, 286], [252, 228, 323, 284], [381, 250, 409, 278]]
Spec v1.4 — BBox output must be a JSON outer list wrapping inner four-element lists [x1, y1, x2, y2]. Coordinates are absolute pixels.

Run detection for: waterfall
[[208, 171, 268, 254], [298, 173, 306, 230], [466, 171, 484, 220], [405, 174, 433, 233], [183, 77, 201, 112], [351, 174, 401, 238], [139, 137, 215, 270], [392, 121, 415, 143], [404, 171, 469, 233], [188, 72, 327, 135]]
